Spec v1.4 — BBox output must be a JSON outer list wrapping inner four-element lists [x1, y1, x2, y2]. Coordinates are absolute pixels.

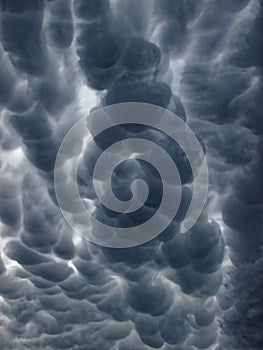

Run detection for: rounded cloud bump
[[54, 102, 208, 247]]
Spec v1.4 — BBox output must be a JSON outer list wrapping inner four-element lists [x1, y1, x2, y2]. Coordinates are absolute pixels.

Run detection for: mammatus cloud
[[54, 102, 208, 247], [0, 0, 262, 349]]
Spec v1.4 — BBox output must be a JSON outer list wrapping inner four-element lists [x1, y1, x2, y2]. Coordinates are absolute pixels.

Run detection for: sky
[[0, 0, 262, 349]]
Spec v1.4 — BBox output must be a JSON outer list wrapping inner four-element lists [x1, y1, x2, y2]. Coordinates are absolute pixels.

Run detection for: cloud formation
[[0, 0, 262, 349]]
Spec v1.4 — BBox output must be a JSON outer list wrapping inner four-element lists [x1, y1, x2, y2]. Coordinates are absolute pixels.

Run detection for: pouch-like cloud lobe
[[0, 0, 262, 349]]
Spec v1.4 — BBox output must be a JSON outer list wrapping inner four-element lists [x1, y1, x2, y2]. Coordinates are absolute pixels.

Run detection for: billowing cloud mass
[[0, 0, 262, 349]]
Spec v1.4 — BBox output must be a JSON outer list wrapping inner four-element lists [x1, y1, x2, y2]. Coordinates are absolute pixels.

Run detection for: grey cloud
[[0, 0, 262, 349]]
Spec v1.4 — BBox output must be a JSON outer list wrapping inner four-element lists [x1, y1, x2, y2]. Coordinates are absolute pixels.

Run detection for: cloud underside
[[0, 0, 262, 349]]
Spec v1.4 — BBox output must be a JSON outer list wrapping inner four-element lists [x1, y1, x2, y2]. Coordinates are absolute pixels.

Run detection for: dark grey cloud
[[0, 0, 47, 75], [0, 0, 262, 349], [45, 0, 73, 49]]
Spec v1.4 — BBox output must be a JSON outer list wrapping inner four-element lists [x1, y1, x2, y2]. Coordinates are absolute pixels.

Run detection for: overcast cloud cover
[[0, 0, 262, 349]]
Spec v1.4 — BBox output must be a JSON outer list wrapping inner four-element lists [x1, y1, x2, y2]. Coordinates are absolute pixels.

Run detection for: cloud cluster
[[0, 0, 262, 349]]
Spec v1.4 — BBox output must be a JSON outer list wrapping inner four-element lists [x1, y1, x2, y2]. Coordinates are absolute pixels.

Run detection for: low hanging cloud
[[0, 0, 262, 349]]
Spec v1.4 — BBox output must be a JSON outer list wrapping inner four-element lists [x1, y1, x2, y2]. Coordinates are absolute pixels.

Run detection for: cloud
[[0, 0, 262, 349]]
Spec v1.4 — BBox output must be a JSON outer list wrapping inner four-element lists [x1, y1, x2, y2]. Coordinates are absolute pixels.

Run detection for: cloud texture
[[0, 0, 262, 349]]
